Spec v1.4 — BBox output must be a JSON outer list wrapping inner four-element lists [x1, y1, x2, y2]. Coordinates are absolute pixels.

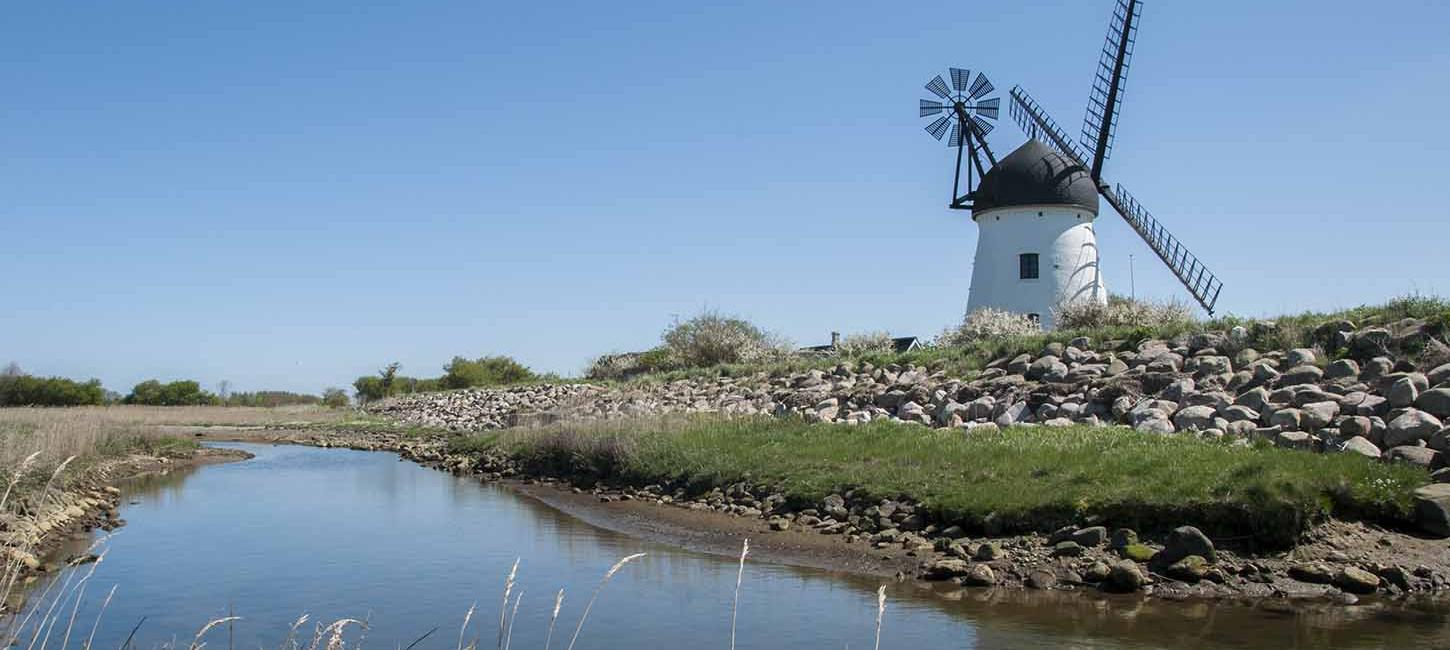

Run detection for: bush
[[939, 308, 1042, 346], [1053, 295, 1195, 331], [123, 380, 219, 406], [0, 373, 106, 407], [321, 388, 350, 408], [661, 310, 788, 368], [441, 356, 536, 389], [832, 332, 897, 358]]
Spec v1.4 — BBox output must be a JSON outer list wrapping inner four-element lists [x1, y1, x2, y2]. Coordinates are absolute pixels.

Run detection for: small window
[[1027, 313, 1042, 324], [1019, 253, 1039, 280]]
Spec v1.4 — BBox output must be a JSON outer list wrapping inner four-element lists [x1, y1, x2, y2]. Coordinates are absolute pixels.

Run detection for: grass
[[454, 415, 1430, 548]]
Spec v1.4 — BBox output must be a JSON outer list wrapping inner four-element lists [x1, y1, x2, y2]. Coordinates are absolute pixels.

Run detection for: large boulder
[[1413, 484, 1450, 537], [1300, 401, 1340, 431], [1173, 405, 1218, 431], [1429, 363, 1450, 388], [1104, 561, 1146, 593], [1385, 409, 1443, 447], [1389, 377, 1419, 408], [1157, 525, 1216, 565], [1339, 436, 1382, 458], [1278, 365, 1324, 387], [1415, 388, 1450, 419], [1324, 359, 1361, 381]]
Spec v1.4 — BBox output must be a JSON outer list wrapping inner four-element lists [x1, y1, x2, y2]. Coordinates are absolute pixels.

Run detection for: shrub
[[661, 310, 788, 368], [353, 376, 386, 403], [939, 308, 1041, 346], [321, 388, 350, 408], [832, 332, 897, 358], [440, 355, 536, 389], [1053, 295, 1194, 331], [123, 379, 219, 406], [222, 391, 322, 407]]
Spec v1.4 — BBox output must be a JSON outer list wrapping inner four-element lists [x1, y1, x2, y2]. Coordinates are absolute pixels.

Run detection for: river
[[17, 442, 1450, 649]]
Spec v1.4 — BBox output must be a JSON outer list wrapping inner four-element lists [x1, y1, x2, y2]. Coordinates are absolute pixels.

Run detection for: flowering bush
[[939, 308, 1041, 346]]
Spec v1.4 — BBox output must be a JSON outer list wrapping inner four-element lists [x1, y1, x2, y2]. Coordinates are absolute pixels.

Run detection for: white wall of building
[[965, 204, 1108, 329]]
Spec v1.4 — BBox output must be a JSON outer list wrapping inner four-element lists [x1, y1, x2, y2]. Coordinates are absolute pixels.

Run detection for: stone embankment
[[372, 320, 1450, 523]]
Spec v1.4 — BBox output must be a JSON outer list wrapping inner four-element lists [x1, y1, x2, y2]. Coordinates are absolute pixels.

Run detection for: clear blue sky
[[3, 1, 1447, 394]]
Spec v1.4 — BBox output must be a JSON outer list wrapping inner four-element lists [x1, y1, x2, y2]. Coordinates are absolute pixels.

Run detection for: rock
[[1109, 528, 1138, 550], [769, 518, 791, 531], [1052, 541, 1085, 557], [961, 563, 996, 587], [974, 542, 1003, 561], [1301, 401, 1340, 430], [1165, 555, 1210, 583], [1286, 348, 1317, 367], [1340, 416, 1373, 438], [1429, 363, 1450, 388], [1104, 561, 1146, 592], [1070, 526, 1108, 548], [1413, 483, 1450, 537], [1390, 377, 1419, 408], [1159, 525, 1216, 565], [1027, 355, 1061, 380], [1133, 410, 1175, 434], [1415, 388, 1450, 418], [1084, 562, 1112, 583], [1269, 408, 1304, 431], [1339, 436, 1382, 458], [1279, 365, 1324, 387], [1324, 359, 1361, 381], [1385, 445, 1440, 468], [995, 401, 1030, 428], [1432, 428, 1450, 453], [1334, 567, 1381, 594], [924, 558, 971, 580], [1173, 405, 1218, 432], [1025, 569, 1057, 590], [1288, 563, 1335, 584], [1276, 430, 1314, 450], [1386, 409, 1443, 447], [1120, 543, 1157, 562]]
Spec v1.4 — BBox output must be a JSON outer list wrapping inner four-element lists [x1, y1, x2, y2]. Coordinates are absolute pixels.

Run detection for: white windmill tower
[[920, 0, 1223, 327]]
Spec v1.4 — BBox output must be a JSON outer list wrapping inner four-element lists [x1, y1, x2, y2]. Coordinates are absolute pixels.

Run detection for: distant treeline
[[0, 363, 347, 408], [353, 356, 540, 403]]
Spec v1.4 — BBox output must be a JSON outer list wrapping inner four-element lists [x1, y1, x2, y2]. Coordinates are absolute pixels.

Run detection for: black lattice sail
[[919, 68, 1001, 210]]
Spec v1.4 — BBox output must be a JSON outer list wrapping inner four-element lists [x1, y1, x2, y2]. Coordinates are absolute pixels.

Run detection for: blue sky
[[3, 0, 1447, 394]]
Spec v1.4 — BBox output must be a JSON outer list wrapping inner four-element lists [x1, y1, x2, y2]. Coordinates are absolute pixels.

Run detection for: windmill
[[919, 68, 1001, 209], [1008, 0, 1223, 314], [919, 0, 1223, 326]]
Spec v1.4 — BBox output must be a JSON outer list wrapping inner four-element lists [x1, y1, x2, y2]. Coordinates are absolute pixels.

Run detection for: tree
[[321, 388, 350, 408], [379, 362, 401, 396], [124, 379, 219, 406]]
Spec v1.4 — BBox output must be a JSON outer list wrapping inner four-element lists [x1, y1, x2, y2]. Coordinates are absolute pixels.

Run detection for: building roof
[[971, 138, 1100, 216]]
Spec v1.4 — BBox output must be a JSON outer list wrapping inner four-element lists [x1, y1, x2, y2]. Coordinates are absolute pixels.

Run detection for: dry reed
[[873, 586, 886, 650], [495, 557, 518, 650], [543, 589, 564, 650], [564, 553, 646, 650], [730, 538, 748, 650]]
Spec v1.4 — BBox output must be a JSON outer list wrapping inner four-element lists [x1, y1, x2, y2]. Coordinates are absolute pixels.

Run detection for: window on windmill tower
[[1019, 253, 1040, 280]]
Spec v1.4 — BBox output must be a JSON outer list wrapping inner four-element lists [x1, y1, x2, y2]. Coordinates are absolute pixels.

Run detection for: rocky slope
[[373, 320, 1450, 467]]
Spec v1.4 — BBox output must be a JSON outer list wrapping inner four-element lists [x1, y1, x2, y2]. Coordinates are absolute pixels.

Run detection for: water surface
[[24, 443, 1450, 649]]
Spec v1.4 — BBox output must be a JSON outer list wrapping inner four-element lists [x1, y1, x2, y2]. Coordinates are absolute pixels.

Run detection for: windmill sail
[[1010, 85, 1222, 314], [1082, 0, 1142, 180], [1103, 184, 1223, 313]]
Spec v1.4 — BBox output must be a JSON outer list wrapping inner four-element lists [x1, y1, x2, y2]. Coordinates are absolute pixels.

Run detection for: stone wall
[[369, 319, 1450, 475]]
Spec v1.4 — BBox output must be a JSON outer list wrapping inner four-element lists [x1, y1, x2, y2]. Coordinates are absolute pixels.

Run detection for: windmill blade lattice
[[918, 69, 1000, 148]]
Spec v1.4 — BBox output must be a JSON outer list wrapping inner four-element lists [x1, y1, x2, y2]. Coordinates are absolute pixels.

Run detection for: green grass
[[451, 416, 1430, 548]]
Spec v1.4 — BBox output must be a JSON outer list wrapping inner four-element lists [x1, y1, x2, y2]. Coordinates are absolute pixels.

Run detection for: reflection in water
[[20, 443, 1450, 649]]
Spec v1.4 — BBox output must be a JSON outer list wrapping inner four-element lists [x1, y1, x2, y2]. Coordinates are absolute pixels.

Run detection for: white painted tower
[[966, 138, 1107, 328]]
